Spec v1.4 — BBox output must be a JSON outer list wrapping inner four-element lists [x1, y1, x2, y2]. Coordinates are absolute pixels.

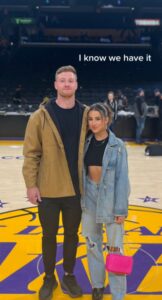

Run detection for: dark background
[[0, 0, 162, 138]]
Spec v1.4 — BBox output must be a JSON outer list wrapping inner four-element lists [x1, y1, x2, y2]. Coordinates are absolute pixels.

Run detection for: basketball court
[[0, 141, 162, 299]]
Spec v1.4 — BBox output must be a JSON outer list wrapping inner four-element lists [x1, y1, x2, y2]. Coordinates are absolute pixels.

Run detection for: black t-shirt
[[84, 136, 109, 168], [51, 101, 80, 195]]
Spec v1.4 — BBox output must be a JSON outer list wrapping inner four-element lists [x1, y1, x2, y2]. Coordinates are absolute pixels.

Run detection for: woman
[[81, 103, 130, 300]]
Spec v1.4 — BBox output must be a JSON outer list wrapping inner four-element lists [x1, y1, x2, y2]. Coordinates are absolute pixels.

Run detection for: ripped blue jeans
[[81, 179, 126, 300]]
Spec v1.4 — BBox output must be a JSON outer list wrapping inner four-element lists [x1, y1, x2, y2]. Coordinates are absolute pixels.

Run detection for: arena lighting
[[135, 19, 160, 26], [99, 4, 133, 13]]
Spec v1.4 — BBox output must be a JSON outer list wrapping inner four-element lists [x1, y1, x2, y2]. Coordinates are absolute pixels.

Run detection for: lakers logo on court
[[0, 205, 162, 299]]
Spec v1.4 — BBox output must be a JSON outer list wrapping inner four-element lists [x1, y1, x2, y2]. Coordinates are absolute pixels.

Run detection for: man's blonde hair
[[55, 65, 77, 80]]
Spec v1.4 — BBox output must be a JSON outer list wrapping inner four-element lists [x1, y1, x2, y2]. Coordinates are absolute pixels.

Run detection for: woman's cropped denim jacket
[[81, 130, 130, 223]]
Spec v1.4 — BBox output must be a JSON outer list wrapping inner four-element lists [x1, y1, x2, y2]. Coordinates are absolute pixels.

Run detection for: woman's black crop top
[[84, 136, 109, 167]]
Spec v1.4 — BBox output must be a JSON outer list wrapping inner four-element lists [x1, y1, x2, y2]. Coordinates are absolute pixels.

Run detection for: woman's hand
[[115, 216, 125, 224]]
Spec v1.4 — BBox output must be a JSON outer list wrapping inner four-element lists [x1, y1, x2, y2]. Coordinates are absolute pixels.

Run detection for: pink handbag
[[105, 252, 133, 275], [105, 224, 133, 275]]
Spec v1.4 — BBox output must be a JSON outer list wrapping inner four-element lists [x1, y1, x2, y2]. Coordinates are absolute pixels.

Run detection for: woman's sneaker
[[92, 287, 104, 300]]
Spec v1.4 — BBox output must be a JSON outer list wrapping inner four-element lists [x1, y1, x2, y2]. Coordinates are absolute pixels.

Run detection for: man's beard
[[59, 91, 75, 98]]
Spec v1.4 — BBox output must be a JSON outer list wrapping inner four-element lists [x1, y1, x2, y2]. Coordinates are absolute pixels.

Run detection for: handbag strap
[[107, 223, 123, 253]]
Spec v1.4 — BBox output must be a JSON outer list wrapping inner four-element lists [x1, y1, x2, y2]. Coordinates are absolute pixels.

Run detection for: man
[[134, 88, 147, 144], [104, 91, 118, 131], [22, 65, 88, 300], [13, 84, 22, 105], [154, 88, 162, 141]]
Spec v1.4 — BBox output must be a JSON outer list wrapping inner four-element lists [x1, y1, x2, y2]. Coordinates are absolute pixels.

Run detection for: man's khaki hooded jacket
[[22, 100, 88, 198]]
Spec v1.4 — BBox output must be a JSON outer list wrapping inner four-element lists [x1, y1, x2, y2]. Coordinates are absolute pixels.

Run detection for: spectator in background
[[13, 84, 22, 105], [154, 88, 162, 141], [134, 88, 147, 144], [104, 91, 118, 131], [116, 89, 128, 111]]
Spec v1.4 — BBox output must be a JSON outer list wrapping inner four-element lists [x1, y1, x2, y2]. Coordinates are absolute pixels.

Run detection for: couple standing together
[[22, 65, 130, 300]]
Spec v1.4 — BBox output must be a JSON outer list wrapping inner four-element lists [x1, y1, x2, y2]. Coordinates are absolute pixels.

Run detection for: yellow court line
[[0, 140, 24, 146], [126, 141, 146, 146], [0, 140, 138, 147], [0, 140, 156, 147]]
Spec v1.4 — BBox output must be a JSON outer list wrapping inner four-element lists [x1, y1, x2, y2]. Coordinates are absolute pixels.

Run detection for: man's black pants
[[38, 196, 81, 276]]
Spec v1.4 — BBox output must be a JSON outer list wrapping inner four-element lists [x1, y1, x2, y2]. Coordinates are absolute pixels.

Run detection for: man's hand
[[115, 216, 125, 224], [27, 187, 41, 205]]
